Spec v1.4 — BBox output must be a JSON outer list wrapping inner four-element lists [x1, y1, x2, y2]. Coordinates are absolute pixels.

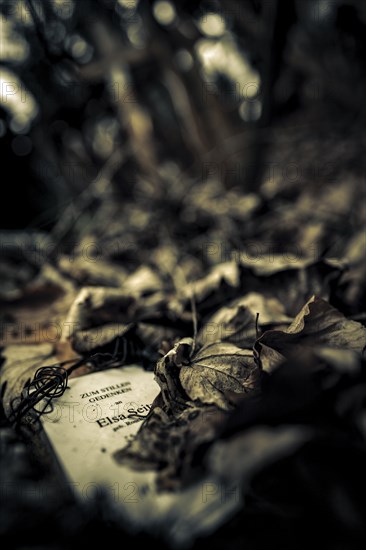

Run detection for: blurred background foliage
[[0, 0, 365, 286]]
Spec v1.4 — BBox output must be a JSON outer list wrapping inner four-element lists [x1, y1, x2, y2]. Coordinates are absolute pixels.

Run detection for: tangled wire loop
[[10, 365, 69, 425], [9, 340, 130, 425], [31, 366, 69, 400]]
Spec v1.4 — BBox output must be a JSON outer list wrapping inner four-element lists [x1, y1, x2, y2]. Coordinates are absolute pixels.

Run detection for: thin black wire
[[9, 337, 137, 425]]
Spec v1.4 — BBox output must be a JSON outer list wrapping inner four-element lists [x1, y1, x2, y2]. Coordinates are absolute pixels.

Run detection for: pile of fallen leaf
[[1, 114, 366, 547]]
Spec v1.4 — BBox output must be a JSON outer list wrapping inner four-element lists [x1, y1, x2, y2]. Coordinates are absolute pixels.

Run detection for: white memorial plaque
[[41, 365, 239, 540], [42, 366, 164, 520]]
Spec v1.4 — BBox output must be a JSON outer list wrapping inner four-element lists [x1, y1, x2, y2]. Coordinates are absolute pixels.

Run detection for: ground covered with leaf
[[1, 142, 365, 547], [1, 1, 366, 548]]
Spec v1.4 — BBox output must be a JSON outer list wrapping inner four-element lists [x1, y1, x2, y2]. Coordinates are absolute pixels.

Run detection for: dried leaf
[[63, 287, 137, 338], [197, 293, 290, 347], [0, 265, 76, 346], [71, 323, 133, 353], [162, 337, 194, 368], [58, 254, 127, 287], [181, 262, 240, 313], [197, 300, 255, 348], [63, 284, 174, 348], [255, 296, 366, 372], [114, 403, 228, 490], [155, 338, 194, 413], [113, 405, 172, 471], [123, 265, 163, 295], [179, 342, 260, 411], [135, 322, 181, 350], [239, 257, 344, 316]]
